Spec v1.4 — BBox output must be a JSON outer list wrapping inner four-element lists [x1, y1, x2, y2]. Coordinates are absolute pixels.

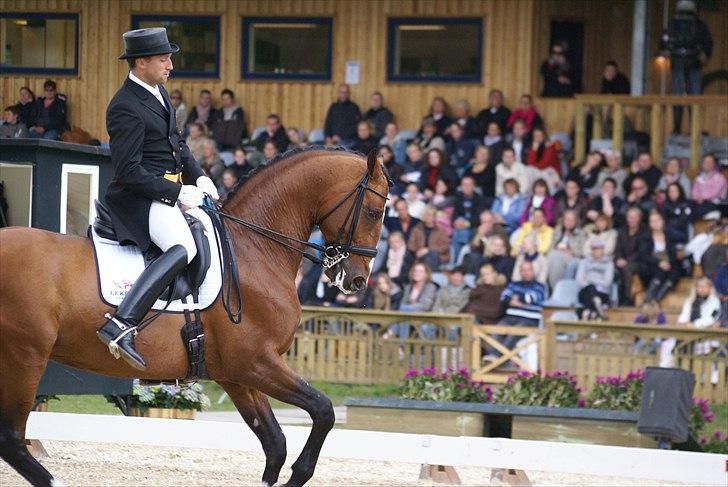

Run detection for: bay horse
[[0, 148, 389, 486]]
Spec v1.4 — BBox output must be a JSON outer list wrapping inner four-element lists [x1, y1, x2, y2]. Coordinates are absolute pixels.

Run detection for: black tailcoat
[[104, 77, 204, 251]]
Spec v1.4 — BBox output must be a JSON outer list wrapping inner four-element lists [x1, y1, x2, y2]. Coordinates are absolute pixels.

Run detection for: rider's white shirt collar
[[129, 72, 167, 110]]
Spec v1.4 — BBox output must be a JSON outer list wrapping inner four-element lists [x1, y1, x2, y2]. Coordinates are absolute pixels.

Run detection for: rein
[[202, 171, 388, 324]]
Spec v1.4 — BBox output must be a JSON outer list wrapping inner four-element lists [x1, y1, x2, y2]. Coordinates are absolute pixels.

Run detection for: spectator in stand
[[382, 231, 415, 288], [497, 261, 546, 351], [519, 179, 556, 226], [546, 209, 586, 288], [262, 140, 279, 163], [587, 177, 625, 226], [286, 127, 308, 150], [401, 183, 427, 219], [363, 272, 402, 312], [378, 145, 403, 195], [380, 121, 407, 165], [446, 122, 477, 171], [541, 42, 574, 97], [431, 179, 456, 235], [575, 238, 614, 320], [351, 120, 378, 155], [592, 149, 627, 199], [324, 83, 361, 146], [678, 277, 721, 328], [481, 234, 516, 281], [615, 207, 646, 305], [254, 114, 289, 153], [512, 208, 554, 257], [692, 154, 727, 218], [492, 178, 527, 234], [29, 80, 67, 140], [185, 122, 209, 162], [583, 213, 618, 257], [15, 86, 35, 127], [185, 89, 217, 131], [600, 61, 631, 94], [415, 117, 446, 152], [506, 94, 543, 132], [567, 151, 603, 195], [624, 176, 657, 219], [408, 206, 450, 271], [496, 147, 528, 196], [483, 122, 505, 166], [169, 89, 187, 134], [554, 179, 588, 224], [388, 262, 437, 338], [526, 127, 562, 193], [450, 99, 479, 139], [200, 139, 225, 187], [465, 145, 496, 199], [211, 88, 247, 151], [363, 91, 394, 138], [384, 198, 420, 242], [506, 120, 530, 163], [422, 97, 452, 137], [656, 157, 692, 203], [0, 106, 29, 139], [639, 211, 681, 304], [433, 267, 471, 314], [623, 152, 662, 195], [451, 176, 490, 264], [463, 264, 506, 323], [662, 182, 694, 245], [301, 271, 339, 306], [512, 234, 548, 285], [419, 149, 457, 195], [475, 89, 511, 136], [230, 146, 254, 179], [403, 142, 425, 175], [463, 210, 509, 274], [218, 169, 239, 199]]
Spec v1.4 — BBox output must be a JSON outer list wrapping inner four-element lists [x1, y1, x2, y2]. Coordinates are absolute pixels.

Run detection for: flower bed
[[130, 382, 211, 420]]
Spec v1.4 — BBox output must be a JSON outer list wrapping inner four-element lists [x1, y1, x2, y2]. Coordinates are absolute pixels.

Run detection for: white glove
[[178, 184, 205, 208], [196, 175, 220, 201]]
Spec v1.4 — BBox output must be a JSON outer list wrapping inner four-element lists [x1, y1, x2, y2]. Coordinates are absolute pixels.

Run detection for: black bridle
[[201, 171, 389, 323]]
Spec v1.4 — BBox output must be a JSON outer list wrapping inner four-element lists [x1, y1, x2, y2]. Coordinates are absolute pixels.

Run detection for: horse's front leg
[[217, 381, 287, 486], [241, 350, 335, 487]]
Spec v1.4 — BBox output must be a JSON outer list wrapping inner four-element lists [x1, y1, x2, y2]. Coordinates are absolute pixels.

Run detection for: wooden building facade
[[1, 0, 726, 142]]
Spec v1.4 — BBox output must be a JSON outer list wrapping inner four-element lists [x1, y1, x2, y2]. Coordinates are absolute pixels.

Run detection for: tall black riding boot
[[97, 245, 188, 370], [644, 278, 662, 303], [654, 280, 674, 303]]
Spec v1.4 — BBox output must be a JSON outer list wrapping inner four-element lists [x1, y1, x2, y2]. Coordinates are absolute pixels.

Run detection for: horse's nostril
[[352, 276, 366, 290]]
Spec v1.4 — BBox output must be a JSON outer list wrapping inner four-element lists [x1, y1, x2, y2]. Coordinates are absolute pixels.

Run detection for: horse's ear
[[367, 150, 378, 177]]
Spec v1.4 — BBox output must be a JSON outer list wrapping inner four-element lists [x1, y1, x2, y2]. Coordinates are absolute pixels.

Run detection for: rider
[[96, 28, 219, 370]]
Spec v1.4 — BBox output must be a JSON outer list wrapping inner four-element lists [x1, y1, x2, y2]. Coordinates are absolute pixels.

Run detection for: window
[[387, 18, 482, 83], [132, 15, 220, 78], [0, 13, 79, 75], [0, 163, 33, 227], [242, 17, 332, 80], [60, 164, 98, 236]]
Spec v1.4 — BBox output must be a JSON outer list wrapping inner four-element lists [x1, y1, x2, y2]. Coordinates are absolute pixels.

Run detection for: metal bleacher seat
[[542, 279, 582, 307], [308, 128, 325, 144]]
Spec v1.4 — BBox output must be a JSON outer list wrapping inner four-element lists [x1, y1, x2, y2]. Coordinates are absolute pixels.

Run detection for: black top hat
[[118, 28, 180, 60]]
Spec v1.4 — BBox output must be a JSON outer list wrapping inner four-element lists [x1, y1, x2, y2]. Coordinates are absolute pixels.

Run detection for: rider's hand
[[196, 176, 220, 201], [178, 184, 205, 208]]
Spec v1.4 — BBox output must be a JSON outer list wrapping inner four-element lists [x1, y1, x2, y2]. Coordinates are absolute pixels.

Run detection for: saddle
[[92, 200, 211, 302]]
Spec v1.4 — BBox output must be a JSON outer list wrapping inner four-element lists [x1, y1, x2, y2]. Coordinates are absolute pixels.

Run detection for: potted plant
[[130, 382, 210, 420]]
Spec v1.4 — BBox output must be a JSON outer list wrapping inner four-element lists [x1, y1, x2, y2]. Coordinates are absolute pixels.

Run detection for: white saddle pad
[[90, 220, 222, 312]]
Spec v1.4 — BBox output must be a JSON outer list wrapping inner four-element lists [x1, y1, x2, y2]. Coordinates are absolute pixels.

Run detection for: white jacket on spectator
[[678, 293, 721, 328]]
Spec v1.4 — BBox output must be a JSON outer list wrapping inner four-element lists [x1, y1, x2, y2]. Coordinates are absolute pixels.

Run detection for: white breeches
[[148, 201, 211, 264]]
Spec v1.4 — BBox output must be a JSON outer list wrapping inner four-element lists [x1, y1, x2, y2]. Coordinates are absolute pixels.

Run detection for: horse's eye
[[365, 208, 381, 221]]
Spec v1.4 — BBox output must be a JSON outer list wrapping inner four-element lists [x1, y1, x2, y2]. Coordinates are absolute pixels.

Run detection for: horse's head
[[319, 151, 389, 294]]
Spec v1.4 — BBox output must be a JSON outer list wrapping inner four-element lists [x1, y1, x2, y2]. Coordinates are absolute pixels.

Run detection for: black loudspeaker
[[637, 367, 695, 443]]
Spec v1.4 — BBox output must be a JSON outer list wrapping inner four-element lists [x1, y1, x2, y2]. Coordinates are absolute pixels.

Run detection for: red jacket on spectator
[[507, 107, 539, 131], [526, 141, 561, 176]]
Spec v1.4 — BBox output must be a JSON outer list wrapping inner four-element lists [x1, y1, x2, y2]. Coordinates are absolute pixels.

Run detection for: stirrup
[[104, 313, 138, 359]]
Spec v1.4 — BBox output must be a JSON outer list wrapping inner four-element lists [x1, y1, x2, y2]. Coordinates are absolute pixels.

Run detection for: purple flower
[[714, 430, 722, 440], [457, 383, 465, 390], [517, 370, 530, 378], [577, 399, 585, 408], [423, 367, 437, 376], [458, 367, 470, 378], [404, 369, 418, 379], [699, 437, 708, 445], [596, 376, 605, 384], [575, 387, 582, 393]]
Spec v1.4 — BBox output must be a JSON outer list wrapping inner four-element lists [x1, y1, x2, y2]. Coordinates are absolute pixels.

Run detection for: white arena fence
[[26, 412, 727, 485]]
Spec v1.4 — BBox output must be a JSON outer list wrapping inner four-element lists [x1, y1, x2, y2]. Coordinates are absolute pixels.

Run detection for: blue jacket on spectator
[[500, 280, 545, 321], [491, 193, 527, 234]]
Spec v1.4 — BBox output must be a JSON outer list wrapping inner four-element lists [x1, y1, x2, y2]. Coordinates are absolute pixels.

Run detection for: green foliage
[[492, 371, 580, 408], [587, 370, 644, 411], [400, 368, 492, 403]]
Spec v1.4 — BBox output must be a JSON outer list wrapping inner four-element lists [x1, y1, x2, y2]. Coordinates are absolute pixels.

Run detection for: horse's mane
[[221, 145, 365, 208]]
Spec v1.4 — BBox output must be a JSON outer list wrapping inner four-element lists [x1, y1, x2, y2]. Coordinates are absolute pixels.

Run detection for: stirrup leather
[[104, 313, 138, 359]]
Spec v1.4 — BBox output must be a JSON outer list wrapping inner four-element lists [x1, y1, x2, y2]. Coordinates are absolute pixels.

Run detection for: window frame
[[386, 17, 483, 84], [59, 163, 99, 235], [241, 16, 333, 81], [131, 14, 221, 79], [0, 12, 80, 76]]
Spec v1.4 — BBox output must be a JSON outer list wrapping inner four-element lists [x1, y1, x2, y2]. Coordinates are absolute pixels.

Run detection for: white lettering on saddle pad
[[90, 223, 222, 313]]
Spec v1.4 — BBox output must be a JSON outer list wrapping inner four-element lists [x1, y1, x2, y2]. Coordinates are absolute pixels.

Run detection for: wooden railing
[[469, 325, 545, 383], [573, 94, 727, 170]]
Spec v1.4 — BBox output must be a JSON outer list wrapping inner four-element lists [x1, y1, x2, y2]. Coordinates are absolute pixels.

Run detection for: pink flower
[[423, 367, 437, 377], [577, 399, 585, 408], [404, 369, 418, 379], [714, 430, 722, 440]]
